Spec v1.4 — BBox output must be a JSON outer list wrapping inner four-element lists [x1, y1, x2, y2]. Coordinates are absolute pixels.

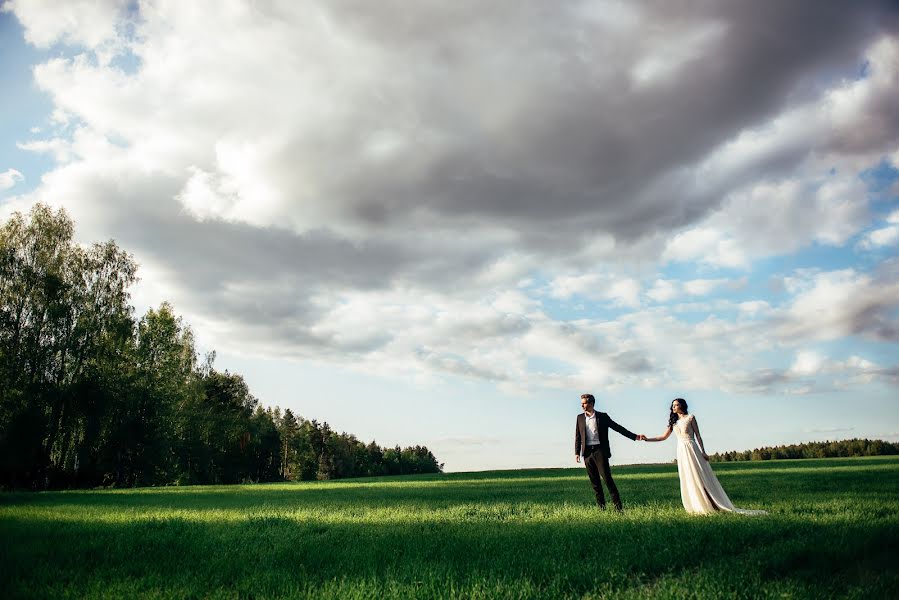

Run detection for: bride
[[643, 398, 765, 515]]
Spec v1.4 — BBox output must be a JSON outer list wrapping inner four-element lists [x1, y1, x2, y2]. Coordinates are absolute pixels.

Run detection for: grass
[[1, 456, 897, 599]]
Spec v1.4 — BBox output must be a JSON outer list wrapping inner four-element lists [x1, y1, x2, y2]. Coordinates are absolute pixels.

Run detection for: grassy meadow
[[1, 456, 897, 599]]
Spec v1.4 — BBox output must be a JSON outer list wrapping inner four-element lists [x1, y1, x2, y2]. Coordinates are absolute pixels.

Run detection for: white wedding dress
[[674, 415, 766, 515]]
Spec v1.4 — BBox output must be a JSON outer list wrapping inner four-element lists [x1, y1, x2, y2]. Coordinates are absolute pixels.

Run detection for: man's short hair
[[580, 393, 596, 405]]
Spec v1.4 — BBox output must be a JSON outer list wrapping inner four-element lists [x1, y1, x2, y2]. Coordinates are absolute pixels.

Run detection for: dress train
[[675, 415, 766, 515]]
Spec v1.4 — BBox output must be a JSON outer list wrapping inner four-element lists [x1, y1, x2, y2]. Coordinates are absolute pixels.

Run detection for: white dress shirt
[[584, 411, 600, 445]]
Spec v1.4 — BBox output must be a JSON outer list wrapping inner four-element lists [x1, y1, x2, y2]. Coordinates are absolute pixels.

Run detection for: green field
[[2, 456, 897, 599]]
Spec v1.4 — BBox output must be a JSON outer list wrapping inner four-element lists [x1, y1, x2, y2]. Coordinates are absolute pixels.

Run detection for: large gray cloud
[[5, 0, 899, 391], [277, 0, 898, 240], [18, 1, 898, 241]]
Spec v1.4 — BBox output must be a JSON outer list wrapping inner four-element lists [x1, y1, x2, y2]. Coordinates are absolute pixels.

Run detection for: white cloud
[[646, 279, 679, 303], [683, 278, 730, 296], [857, 225, 899, 250], [547, 274, 603, 300], [631, 20, 727, 88], [804, 427, 854, 434], [737, 300, 770, 315], [16, 138, 71, 163], [789, 351, 823, 376], [665, 173, 871, 269], [3, 0, 128, 49], [608, 279, 642, 308], [660, 36, 899, 269], [645, 277, 734, 303], [662, 228, 747, 268], [0, 168, 24, 191], [777, 269, 899, 342], [176, 167, 236, 222], [5, 1, 898, 399], [548, 273, 641, 307]]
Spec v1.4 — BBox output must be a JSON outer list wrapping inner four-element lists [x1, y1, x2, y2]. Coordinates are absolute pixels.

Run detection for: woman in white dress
[[643, 398, 765, 515]]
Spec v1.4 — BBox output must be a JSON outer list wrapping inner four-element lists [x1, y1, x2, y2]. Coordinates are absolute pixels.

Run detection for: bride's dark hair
[[668, 398, 688, 428]]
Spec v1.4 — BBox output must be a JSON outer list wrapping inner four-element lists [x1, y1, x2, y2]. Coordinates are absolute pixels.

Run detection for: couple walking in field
[[575, 393, 765, 515]]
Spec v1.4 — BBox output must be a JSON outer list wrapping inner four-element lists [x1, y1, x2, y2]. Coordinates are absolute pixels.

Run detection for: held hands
[[575, 454, 581, 463], [636, 434, 647, 441]]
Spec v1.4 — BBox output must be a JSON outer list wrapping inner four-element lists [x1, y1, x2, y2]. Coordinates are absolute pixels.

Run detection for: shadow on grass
[[2, 508, 897, 599], [2, 457, 898, 597]]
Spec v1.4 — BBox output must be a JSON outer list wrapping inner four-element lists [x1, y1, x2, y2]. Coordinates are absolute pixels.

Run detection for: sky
[[1, 0, 898, 472]]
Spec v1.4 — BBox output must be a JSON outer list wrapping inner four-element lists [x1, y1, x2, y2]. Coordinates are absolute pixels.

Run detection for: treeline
[[0, 204, 441, 489], [709, 438, 899, 462]]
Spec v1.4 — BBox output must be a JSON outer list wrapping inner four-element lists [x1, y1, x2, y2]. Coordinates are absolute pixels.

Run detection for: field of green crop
[[2, 456, 897, 599]]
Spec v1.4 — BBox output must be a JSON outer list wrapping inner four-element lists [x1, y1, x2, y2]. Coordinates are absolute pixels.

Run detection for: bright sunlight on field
[[2, 457, 897, 599]]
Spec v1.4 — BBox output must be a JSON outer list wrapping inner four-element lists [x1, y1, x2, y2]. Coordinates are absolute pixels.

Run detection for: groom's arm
[[606, 415, 638, 441], [574, 419, 582, 456]]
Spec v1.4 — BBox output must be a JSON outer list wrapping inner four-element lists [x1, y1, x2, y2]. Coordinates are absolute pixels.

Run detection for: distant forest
[[0, 204, 441, 490], [709, 438, 899, 462]]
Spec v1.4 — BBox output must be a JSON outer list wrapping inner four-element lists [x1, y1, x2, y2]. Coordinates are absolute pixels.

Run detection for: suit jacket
[[575, 411, 637, 458]]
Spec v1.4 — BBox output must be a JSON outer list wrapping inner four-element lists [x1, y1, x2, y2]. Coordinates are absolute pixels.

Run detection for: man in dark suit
[[575, 393, 644, 511]]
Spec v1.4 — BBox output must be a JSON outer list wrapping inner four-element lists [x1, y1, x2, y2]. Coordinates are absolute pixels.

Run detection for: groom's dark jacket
[[575, 411, 637, 458]]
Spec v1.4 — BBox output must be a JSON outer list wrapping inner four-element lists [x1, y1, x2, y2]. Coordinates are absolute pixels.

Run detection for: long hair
[[668, 398, 688, 428]]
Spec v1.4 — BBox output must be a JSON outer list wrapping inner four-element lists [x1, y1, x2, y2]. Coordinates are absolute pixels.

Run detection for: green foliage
[[277, 413, 441, 482], [709, 438, 899, 462], [0, 204, 440, 489], [0, 204, 138, 487], [1, 457, 897, 598]]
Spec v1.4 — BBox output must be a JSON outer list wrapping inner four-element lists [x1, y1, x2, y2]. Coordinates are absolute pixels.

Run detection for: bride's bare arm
[[692, 417, 709, 460], [644, 426, 673, 442]]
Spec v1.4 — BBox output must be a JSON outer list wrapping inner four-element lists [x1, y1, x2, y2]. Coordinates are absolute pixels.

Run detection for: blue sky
[[1, 1, 897, 471], [0, 11, 52, 196]]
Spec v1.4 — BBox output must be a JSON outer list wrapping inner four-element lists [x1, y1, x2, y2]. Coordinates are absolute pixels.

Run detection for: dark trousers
[[584, 446, 622, 510]]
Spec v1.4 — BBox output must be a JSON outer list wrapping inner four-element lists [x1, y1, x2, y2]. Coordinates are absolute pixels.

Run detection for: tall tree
[[1, 205, 441, 488], [247, 406, 281, 482], [278, 409, 300, 480], [0, 204, 137, 486], [197, 368, 258, 483], [119, 303, 197, 486]]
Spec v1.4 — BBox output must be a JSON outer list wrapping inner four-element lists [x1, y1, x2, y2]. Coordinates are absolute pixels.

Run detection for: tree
[[0, 204, 137, 487], [278, 409, 300, 480], [116, 303, 197, 486], [247, 406, 281, 482], [0, 203, 442, 488], [708, 439, 899, 462], [196, 368, 258, 483]]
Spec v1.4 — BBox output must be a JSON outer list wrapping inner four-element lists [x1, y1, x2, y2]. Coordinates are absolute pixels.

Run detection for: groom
[[575, 393, 644, 511]]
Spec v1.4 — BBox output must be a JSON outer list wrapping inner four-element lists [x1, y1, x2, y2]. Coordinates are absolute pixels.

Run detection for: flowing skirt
[[676, 440, 766, 515]]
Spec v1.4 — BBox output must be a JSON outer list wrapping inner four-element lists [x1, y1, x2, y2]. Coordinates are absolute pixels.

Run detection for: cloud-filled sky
[[1, 0, 898, 471]]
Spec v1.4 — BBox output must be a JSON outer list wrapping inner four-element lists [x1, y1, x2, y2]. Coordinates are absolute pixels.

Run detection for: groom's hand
[[575, 455, 580, 463], [636, 434, 646, 441]]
